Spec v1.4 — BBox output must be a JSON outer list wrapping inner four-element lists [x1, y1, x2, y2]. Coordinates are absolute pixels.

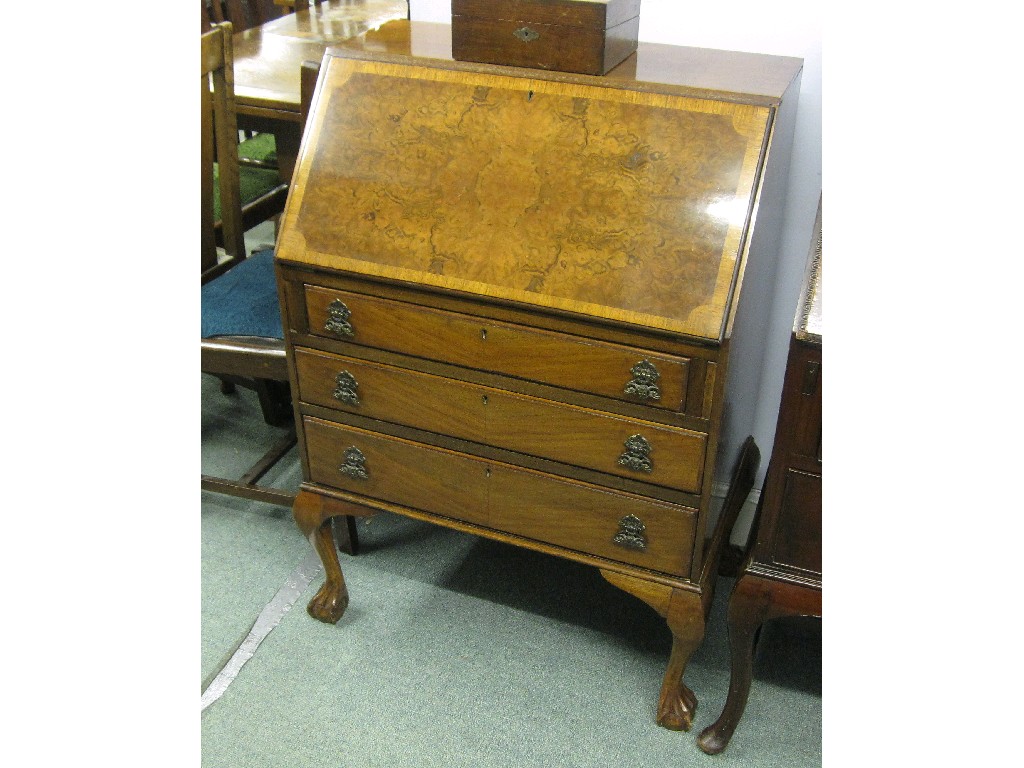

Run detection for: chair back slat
[[202, 22, 246, 282], [204, 0, 283, 33]]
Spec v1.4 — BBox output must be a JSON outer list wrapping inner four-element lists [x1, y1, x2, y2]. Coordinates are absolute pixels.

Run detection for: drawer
[[304, 417, 490, 527], [302, 417, 697, 576], [295, 348, 707, 492], [487, 463, 697, 578], [303, 286, 690, 412]]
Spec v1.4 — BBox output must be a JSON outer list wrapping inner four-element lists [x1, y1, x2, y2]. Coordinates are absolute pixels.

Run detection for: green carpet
[[201, 374, 822, 766]]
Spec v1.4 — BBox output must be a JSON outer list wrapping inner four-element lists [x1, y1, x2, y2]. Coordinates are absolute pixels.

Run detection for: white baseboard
[[708, 481, 761, 547]]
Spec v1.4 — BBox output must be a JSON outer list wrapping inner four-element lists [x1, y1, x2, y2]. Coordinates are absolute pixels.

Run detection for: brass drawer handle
[[338, 446, 368, 480], [324, 299, 354, 337], [332, 371, 360, 406], [618, 434, 653, 473], [613, 514, 648, 551], [513, 26, 540, 43], [624, 360, 661, 401]]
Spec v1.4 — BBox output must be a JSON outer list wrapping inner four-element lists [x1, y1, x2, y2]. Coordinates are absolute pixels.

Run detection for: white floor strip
[[201, 550, 322, 711]]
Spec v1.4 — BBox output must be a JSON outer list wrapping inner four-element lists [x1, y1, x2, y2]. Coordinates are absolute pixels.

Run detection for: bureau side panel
[[716, 68, 802, 489]]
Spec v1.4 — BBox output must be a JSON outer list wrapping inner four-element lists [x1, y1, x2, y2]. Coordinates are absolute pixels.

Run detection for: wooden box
[[451, 0, 641, 75]]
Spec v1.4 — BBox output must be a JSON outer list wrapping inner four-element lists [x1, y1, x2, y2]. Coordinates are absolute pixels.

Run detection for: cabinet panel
[[769, 469, 822, 576]]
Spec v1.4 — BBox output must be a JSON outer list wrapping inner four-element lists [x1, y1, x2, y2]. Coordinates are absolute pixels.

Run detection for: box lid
[[277, 41, 796, 342], [452, 0, 641, 31]]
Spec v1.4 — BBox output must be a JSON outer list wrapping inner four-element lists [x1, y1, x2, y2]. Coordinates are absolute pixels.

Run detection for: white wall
[[410, 0, 823, 492]]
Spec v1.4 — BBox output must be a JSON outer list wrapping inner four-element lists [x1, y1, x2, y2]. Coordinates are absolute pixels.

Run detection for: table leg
[[272, 123, 301, 184]]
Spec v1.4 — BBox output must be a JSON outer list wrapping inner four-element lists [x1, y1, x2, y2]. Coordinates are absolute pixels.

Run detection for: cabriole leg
[[696, 574, 768, 753], [293, 490, 349, 623], [601, 569, 706, 731]]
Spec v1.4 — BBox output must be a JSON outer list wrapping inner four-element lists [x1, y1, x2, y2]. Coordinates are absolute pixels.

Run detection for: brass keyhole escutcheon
[[480, 328, 487, 340], [482, 394, 488, 406], [513, 26, 540, 43]]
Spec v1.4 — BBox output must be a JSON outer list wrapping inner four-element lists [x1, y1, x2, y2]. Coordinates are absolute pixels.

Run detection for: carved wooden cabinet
[[698, 200, 822, 754], [274, 20, 801, 733]]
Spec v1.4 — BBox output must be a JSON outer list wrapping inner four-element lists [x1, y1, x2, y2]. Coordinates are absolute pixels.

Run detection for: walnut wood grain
[[303, 416, 698, 575], [278, 56, 772, 340], [304, 417, 491, 526], [295, 348, 706, 491], [303, 286, 692, 412], [278, 28, 803, 739], [488, 462, 697, 576]]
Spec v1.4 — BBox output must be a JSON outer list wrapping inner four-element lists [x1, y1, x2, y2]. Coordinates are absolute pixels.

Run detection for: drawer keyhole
[[480, 328, 488, 340]]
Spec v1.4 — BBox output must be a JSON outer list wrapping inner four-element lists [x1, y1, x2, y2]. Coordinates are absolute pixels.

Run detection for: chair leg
[[219, 378, 236, 395], [252, 379, 292, 426], [333, 515, 360, 556]]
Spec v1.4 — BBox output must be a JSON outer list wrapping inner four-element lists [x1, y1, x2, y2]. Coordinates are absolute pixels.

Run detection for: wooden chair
[[274, 0, 323, 15], [202, 1, 289, 240], [201, 24, 358, 553], [202, 0, 284, 32]]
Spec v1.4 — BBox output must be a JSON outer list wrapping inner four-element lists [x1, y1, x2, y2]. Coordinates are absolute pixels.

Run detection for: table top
[[330, 20, 802, 105], [233, 0, 409, 118]]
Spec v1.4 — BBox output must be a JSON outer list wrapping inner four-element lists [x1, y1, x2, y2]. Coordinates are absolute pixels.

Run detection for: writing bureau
[[274, 20, 802, 732]]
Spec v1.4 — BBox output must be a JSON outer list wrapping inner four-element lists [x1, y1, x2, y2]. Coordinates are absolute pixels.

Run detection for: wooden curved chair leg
[[696, 574, 770, 753], [293, 490, 350, 623], [333, 515, 359, 557], [252, 379, 293, 427], [601, 570, 706, 731]]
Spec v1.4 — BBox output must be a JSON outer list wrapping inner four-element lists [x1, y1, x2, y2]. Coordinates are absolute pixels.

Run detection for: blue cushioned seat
[[201, 249, 283, 339]]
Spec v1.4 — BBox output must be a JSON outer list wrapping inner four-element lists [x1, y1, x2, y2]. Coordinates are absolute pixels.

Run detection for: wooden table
[[232, 0, 409, 179]]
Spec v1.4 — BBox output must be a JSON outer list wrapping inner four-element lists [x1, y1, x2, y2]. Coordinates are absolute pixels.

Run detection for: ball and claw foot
[[657, 682, 698, 731], [306, 580, 349, 624]]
